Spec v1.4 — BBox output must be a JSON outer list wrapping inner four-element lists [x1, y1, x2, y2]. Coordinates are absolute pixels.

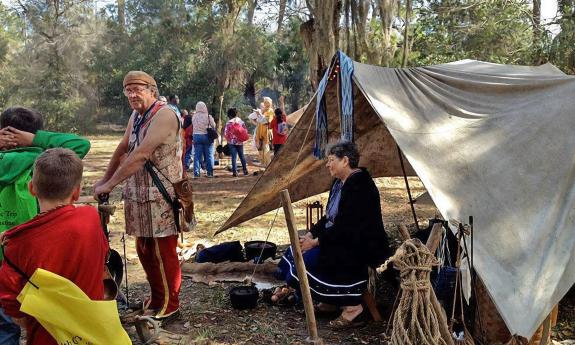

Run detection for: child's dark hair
[[274, 108, 284, 123], [0, 107, 44, 133], [227, 107, 238, 119]]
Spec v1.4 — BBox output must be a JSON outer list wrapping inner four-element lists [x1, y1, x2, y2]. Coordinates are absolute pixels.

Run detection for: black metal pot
[[244, 241, 277, 263], [107, 249, 124, 288], [229, 285, 259, 310]]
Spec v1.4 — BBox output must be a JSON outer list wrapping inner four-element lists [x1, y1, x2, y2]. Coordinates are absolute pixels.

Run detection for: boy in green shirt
[[0, 107, 91, 242], [0, 107, 90, 344]]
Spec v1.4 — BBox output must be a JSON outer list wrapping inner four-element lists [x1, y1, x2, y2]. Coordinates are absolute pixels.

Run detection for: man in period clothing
[[94, 71, 183, 320]]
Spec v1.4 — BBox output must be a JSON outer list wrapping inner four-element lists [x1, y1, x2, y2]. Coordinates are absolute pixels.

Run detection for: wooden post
[[398, 223, 411, 241], [425, 222, 444, 253], [280, 190, 323, 344]]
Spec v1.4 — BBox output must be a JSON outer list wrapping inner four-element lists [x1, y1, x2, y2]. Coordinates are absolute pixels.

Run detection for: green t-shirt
[[0, 131, 90, 258]]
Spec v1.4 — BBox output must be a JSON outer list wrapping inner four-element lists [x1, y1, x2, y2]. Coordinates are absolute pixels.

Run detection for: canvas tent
[[216, 55, 575, 339]]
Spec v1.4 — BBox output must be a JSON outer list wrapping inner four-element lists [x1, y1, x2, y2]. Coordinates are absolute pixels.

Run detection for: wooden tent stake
[[280, 190, 323, 344]]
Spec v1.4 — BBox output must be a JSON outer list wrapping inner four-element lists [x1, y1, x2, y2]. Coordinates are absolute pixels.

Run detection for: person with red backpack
[[270, 95, 288, 155], [224, 108, 249, 177]]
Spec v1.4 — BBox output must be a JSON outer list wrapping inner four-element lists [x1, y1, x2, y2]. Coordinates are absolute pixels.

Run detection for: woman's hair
[[274, 108, 284, 123], [262, 97, 273, 108], [327, 141, 360, 168], [227, 107, 238, 119]]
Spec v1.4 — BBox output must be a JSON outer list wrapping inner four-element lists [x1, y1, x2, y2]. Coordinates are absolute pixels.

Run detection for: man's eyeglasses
[[123, 85, 148, 96]]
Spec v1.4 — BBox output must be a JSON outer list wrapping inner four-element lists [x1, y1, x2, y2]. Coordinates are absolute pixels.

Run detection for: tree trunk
[[314, 0, 338, 74], [246, 0, 257, 26], [117, 0, 125, 32], [333, 0, 341, 53], [216, 0, 243, 97], [301, 0, 340, 89], [289, 90, 300, 112], [300, 18, 320, 90], [533, 0, 543, 64], [355, 0, 376, 63], [378, 0, 396, 66], [344, 0, 351, 55], [244, 76, 256, 108], [350, 0, 360, 60], [401, 0, 412, 67], [277, 0, 287, 34]]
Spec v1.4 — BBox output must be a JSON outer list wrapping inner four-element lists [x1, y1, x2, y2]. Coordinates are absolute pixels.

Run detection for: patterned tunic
[[123, 102, 183, 238]]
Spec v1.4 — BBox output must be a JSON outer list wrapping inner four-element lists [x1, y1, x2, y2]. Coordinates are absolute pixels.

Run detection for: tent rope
[[248, 101, 318, 281], [396, 145, 420, 231], [386, 239, 448, 345]]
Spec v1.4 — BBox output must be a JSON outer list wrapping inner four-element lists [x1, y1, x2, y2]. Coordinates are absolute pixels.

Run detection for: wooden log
[[425, 222, 444, 253], [427, 224, 455, 345], [398, 223, 411, 241], [362, 291, 382, 322], [181, 261, 278, 275], [280, 190, 323, 344], [430, 287, 456, 345]]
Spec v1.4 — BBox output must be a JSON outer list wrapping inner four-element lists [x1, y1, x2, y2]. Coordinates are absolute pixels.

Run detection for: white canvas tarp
[[218, 59, 575, 338]]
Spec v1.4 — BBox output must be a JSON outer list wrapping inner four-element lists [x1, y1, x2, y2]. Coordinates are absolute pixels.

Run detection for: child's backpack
[[277, 122, 288, 136], [228, 122, 250, 143]]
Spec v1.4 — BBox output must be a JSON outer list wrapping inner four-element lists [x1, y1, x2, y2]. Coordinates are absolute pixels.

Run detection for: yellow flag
[[17, 268, 132, 345]]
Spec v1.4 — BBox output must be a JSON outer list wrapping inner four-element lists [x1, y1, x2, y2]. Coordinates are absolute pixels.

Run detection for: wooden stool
[[362, 291, 382, 321]]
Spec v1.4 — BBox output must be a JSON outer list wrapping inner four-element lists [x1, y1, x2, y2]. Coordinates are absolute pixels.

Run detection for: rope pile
[[387, 239, 450, 345]]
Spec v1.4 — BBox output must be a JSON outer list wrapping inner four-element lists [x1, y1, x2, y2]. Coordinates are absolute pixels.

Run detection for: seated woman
[[275, 140, 392, 329]]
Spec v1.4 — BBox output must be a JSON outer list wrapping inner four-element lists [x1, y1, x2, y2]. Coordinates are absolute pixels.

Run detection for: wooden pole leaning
[[280, 189, 323, 345]]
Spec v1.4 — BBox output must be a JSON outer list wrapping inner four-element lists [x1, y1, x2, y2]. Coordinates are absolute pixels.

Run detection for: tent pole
[[396, 145, 420, 231], [280, 190, 324, 344]]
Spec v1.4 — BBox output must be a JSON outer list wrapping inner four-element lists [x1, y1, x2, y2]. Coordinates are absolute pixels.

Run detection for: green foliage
[[550, 4, 575, 74], [412, 0, 535, 66], [1, 1, 103, 132], [275, 18, 311, 112]]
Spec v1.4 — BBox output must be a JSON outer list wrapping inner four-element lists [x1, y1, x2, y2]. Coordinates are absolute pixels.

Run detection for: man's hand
[[94, 183, 113, 201], [279, 95, 285, 106], [299, 236, 318, 253], [0, 128, 16, 150], [93, 178, 107, 200], [2, 127, 35, 147], [0, 232, 7, 245], [13, 317, 27, 328]]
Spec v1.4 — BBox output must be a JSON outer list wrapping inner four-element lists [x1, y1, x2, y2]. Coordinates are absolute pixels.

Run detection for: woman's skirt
[[277, 246, 367, 306]]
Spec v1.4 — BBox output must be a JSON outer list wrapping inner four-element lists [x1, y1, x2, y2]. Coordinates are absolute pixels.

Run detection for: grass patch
[[194, 328, 215, 341], [210, 287, 229, 308]]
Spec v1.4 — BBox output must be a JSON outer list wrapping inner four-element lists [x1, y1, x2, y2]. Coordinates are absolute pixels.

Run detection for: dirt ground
[[78, 135, 574, 345]]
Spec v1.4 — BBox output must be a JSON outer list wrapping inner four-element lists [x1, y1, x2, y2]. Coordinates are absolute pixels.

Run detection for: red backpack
[[228, 122, 249, 143]]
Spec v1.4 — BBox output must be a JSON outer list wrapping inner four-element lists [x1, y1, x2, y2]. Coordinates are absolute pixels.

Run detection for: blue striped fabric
[[313, 51, 355, 159], [313, 64, 329, 159], [338, 51, 354, 142]]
